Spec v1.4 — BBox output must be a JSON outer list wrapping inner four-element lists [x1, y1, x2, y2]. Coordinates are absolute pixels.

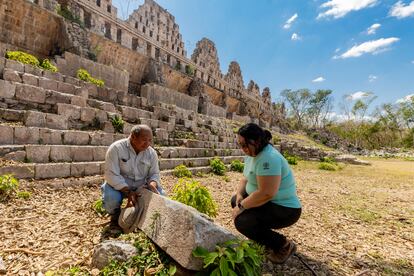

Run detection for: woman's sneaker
[[267, 240, 297, 264]]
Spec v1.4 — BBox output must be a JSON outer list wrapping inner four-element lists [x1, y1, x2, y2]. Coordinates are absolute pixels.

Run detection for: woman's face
[[237, 135, 257, 157]]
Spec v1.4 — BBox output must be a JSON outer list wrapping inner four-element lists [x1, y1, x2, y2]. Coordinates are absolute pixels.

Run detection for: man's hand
[[147, 181, 159, 194], [120, 187, 142, 207]]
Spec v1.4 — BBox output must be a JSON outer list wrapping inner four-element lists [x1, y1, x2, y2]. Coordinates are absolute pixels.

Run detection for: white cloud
[[312, 76, 326, 82], [326, 112, 375, 122], [335, 37, 400, 59], [291, 33, 301, 41], [367, 23, 381, 35], [368, 74, 377, 82], [396, 94, 414, 103], [389, 1, 414, 18], [411, 60, 414, 64], [335, 48, 341, 53], [346, 91, 371, 101], [317, 0, 378, 19], [283, 13, 298, 29]]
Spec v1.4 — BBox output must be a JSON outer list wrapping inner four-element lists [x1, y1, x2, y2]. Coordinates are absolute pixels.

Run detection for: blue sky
[[113, 0, 414, 115]]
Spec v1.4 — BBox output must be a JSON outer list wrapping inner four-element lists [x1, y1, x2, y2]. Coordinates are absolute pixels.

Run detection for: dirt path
[[0, 159, 413, 275]]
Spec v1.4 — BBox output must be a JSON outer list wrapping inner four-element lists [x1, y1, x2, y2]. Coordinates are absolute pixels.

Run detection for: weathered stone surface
[[71, 146, 94, 162], [0, 125, 13, 144], [39, 129, 63, 145], [90, 132, 114, 146], [24, 64, 43, 76], [24, 111, 46, 127], [39, 77, 58, 91], [43, 70, 63, 82], [63, 131, 90, 145], [14, 127, 40, 144], [15, 84, 46, 104], [0, 80, 16, 99], [57, 103, 81, 120], [93, 147, 107, 161], [26, 145, 50, 163], [0, 165, 34, 179], [45, 114, 68, 130], [4, 151, 26, 162], [80, 107, 96, 122], [335, 154, 371, 165], [5, 59, 24, 72], [50, 146, 72, 162], [45, 90, 72, 105], [91, 240, 137, 269], [101, 121, 115, 133], [136, 190, 236, 270], [84, 162, 102, 176], [0, 109, 24, 121], [3, 68, 22, 83], [95, 109, 108, 122], [35, 163, 71, 179], [58, 82, 76, 94], [22, 73, 39, 86], [0, 255, 6, 274], [0, 57, 5, 78], [71, 96, 87, 107], [64, 76, 80, 86]]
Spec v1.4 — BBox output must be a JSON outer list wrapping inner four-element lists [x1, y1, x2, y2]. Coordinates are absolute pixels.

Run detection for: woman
[[231, 123, 301, 264]]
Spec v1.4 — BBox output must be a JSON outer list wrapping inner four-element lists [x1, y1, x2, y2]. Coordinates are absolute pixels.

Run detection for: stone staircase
[[0, 57, 244, 180]]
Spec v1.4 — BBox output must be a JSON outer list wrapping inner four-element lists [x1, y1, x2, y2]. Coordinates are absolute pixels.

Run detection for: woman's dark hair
[[238, 123, 272, 154]]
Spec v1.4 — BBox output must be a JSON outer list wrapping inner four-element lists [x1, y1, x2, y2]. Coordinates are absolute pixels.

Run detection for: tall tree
[[307, 89, 333, 128], [280, 89, 311, 128]]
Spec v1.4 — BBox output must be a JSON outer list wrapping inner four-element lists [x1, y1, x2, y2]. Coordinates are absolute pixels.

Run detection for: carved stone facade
[[191, 38, 222, 83], [224, 61, 244, 92]]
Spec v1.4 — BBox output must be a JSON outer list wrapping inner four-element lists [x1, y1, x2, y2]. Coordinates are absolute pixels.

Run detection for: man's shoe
[[267, 240, 297, 264]]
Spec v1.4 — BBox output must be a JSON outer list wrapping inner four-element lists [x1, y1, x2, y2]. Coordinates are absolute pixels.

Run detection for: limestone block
[[101, 121, 115, 133], [136, 190, 236, 270], [79, 107, 95, 123], [91, 240, 137, 269], [84, 162, 102, 176], [24, 64, 43, 76], [43, 70, 63, 82], [50, 146, 72, 162], [85, 83, 98, 97], [70, 163, 85, 177], [0, 125, 14, 144], [93, 147, 108, 161], [24, 111, 46, 127], [90, 132, 114, 146], [4, 151, 25, 162], [95, 109, 108, 122], [64, 76, 80, 86], [0, 109, 24, 121], [45, 90, 72, 105], [123, 122, 133, 134], [57, 103, 81, 120], [155, 128, 168, 140], [14, 127, 40, 144], [26, 145, 50, 163], [0, 165, 35, 179], [35, 163, 71, 179], [0, 255, 5, 274], [58, 82, 76, 94], [71, 146, 94, 162], [15, 84, 46, 104], [119, 106, 138, 122], [5, 59, 24, 72], [74, 86, 89, 98], [0, 57, 5, 77], [71, 96, 87, 107], [45, 114, 68, 130], [0, 80, 16, 99], [39, 129, 63, 145], [63, 131, 90, 145], [22, 73, 39, 86], [39, 77, 58, 91], [3, 68, 22, 82]]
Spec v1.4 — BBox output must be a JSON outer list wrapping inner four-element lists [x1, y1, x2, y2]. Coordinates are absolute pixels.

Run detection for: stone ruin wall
[[1, 0, 279, 127]]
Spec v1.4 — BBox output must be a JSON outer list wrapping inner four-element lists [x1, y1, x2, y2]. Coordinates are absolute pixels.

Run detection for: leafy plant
[[76, 68, 104, 87], [173, 164, 192, 178], [282, 151, 299, 165], [110, 115, 124, 133], [230, 160, 244, 173], [93, 198, 106, 216], [171, 178, 218, 217], [101, 231, 177, 275], [5, 51, 40, 67], [16, 191, 31, 200], [185, 64, 194, 76], [318, 162, 339, 171], [272, 135, 281, 144], [57, 5, 85, 28], [222, 175, 230, 182], [192, 239, 265, 276], [40, 59, 58, 72], [320, 156, 335, 163], [0, 174, 19, 202], [210, 158, 226, 176]]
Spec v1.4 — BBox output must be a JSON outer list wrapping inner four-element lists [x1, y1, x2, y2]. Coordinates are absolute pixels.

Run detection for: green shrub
[[320, 156, 336, 163], [109, 115, 124, 133], [230, 160, 244, 172], [76, 68, 104, 87], [93, 198, 106, 216], [185, 64, 194, 76], [318, 162, 339, 171], [40, 59, 58, 72], [282, 151, 299, 165], [171, 178, 218, 217], [210, 157, 226, 176], [272, 135, 281, 144], [16, 191, 31, 200], [193, 239, 265, 276], [173, 164, 192, 178], [5, 51, 40, 67], [0, 174, 19, 202], [57, 5, 84, 28]]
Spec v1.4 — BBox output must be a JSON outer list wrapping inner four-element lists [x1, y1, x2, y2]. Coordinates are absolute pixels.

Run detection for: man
[[101, 124, 165, 228]]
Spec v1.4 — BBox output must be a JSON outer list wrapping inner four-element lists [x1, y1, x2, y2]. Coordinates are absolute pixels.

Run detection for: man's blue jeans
[[101, 182, 166, 215]]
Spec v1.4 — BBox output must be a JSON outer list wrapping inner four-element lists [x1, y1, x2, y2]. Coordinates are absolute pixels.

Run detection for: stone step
[[173, 139, 238, 149], [159, 156, 244, 170], [156, 147, 244, 158]]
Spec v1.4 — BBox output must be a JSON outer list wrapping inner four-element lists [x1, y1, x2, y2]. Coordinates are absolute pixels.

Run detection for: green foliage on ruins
[[192, 239, 265, 276], [109, 114, 124, 133], [5, 51, 59, 72], [171, 178, 218, 217], [230, 160, 244, 173], [76, 68, 105, 87], [173, 164, 193, 178], [40, 59, 58, 72], [210, 158, 226, 176]]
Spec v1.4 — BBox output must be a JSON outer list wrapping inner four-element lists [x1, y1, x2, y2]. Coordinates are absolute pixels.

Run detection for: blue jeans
[[101, 182, 166, 215]]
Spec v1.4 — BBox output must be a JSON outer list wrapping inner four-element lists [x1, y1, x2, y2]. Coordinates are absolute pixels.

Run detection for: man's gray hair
[[130, 124, 152, 137]]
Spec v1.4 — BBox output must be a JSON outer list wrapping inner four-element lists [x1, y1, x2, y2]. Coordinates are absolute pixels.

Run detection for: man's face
[[130, 130, 153, 153]]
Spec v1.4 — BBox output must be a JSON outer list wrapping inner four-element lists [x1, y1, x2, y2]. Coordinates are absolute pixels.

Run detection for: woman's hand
[[235, 192, 244, 205], [232, 206, 243, 220]]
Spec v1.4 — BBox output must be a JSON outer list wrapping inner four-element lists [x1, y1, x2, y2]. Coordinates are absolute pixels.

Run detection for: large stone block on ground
[[91, 240, 137, 270], [0, 165, 35, 179], [0, 80, 16, 99], [70, 146, 94, 162], [0, 125, 13, 144], [136, 190, 236, 270], [35, 163, 71, 179], [15, 84, 46, 104], [50, 146, 72, 162], [26, 145, 50, 163]]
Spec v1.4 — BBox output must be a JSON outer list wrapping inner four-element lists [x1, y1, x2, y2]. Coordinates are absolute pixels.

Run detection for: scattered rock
[[0, 256, 6, 274], [91, 240, 137, 269]]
